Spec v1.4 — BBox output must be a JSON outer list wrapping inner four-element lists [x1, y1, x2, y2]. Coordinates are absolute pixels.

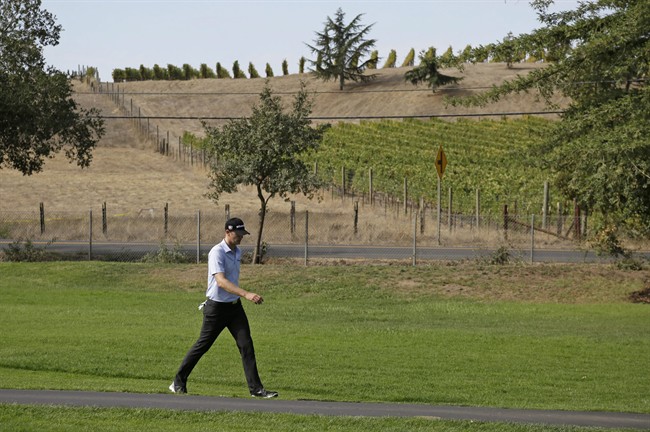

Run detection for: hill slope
[[0, 63, 564, 214]]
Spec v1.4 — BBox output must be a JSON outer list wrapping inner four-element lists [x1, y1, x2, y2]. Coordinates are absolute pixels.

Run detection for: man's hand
[[245, 292, 264, 304]]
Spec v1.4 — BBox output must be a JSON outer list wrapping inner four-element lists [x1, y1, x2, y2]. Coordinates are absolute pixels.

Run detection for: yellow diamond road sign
[[435, 145, 447, 179]]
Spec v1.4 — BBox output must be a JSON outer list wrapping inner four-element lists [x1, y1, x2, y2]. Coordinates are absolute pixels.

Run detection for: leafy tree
[[265, 63, 274, 77], [232, 60, 246, 79], [248, 62, 260, 78], [199, 63, 216, 79], [404, 48, 463, 92], [400, 48, 415, 67], [112, 68, 126, 82], [450, 0, 650, 235], [182, 63, 198, 80], [298, 56, 306, 74], [124, 67, 141, 81], [204, 82, 328, 263], [167, 64, 184, 80], [282, 59, 289, 75], [139, 64, 153, 80], [216, 62, 231, 79], [306, 8, 378, 90], [439, 46, 463, 69], [0, 0, 104, 174], [152, 64, 166, 80], [382, 49, 397, 68]]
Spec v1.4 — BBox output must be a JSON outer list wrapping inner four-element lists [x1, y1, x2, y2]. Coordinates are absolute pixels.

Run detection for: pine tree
[[306, 8, 377, 90]]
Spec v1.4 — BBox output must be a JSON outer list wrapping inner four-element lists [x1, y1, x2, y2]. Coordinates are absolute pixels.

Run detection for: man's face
[[226, 230, 244, 246]]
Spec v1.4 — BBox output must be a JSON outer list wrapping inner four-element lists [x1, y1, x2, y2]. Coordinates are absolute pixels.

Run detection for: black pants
[[174, 299, 263, 393]]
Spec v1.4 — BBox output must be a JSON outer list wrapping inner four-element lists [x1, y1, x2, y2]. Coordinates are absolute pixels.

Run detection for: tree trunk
[[253, 185, 267, 264], [339, 74, 344, 91]]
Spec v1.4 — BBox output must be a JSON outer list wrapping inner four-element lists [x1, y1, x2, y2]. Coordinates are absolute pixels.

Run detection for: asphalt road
[[1, 389, 649, 429], [2, 239, 632, 263]]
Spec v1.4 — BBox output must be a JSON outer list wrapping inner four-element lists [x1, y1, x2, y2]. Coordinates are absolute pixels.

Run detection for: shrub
[[140, 242, 192, 264], [282, 59, 289, 75], [590, 225, 629, 258], [3, 239, 55, 262], [382, 49, 397, 68]]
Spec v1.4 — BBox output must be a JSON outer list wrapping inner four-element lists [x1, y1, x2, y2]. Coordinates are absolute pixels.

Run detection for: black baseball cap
[[225, 217, 250, 235]]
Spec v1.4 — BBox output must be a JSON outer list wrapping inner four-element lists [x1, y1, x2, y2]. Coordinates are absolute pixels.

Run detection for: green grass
[[4, 405, 640, 432], [0, 261, 648, 431]]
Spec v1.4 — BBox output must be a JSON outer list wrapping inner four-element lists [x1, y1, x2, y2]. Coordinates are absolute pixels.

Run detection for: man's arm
[[215, 273, 264, 304]]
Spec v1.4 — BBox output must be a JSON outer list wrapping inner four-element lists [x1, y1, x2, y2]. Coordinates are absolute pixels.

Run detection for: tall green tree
[[204, 83, 328, 263], [404, 48, 463, 92], [306, 8, 377, 90], [0, 0, 104, 175], [451, 0, 650, 235]]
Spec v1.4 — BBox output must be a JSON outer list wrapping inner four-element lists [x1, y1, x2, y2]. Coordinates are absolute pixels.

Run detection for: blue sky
[[42, 0, 583, 82]]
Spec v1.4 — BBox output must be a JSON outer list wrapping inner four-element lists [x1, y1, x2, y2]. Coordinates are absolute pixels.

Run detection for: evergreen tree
[[248, 62, 260, 78], [382, 49, 397, 68], [298, 56, 306, 74], [306, 8, 378, 90], [232, 61, 246, 79], [200, 63, 216, 79], [400, 48, 415, 67], [265, 63, 274, 77], [404, 47, 462, 92], [282, 59, 289, 75], [367, 50, 379, 69]]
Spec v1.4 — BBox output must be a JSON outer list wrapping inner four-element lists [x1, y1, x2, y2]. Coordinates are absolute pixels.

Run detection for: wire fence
[[0, 199, 631, 264]]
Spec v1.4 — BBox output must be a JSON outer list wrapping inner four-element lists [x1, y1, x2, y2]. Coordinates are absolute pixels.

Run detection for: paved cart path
[[1, 389, 649, 429]]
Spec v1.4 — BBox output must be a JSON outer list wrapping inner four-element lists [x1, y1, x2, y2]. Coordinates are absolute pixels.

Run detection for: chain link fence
[[2, 198, 638, 264]]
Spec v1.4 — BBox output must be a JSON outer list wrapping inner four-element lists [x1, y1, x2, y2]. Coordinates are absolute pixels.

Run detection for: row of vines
[[310, 116, 556, 215], [182, 116, 558, 215]]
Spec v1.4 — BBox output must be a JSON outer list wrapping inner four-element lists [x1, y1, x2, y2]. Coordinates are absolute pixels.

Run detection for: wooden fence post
[[102, 202, 107, 235], [39, 202, 45, 235], [503, 204, 509, 241], [164, 203, 168, 236], [354, 201, 359, 235]]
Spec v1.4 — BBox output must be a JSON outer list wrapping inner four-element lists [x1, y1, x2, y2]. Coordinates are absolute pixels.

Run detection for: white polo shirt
[[206, 239, 241, 303]]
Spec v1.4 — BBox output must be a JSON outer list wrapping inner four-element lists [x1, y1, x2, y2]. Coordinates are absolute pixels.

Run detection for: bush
[[140, 242, 192, 264], [590, 225, 629, 258], [3, 239, 55, 262]]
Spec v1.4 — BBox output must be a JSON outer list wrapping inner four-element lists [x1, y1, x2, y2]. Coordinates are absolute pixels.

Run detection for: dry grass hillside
[[1, 63, 564, 215]]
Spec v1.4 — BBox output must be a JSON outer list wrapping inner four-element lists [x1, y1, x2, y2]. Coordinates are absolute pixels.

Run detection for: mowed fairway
[[0, 261, 648, 431]]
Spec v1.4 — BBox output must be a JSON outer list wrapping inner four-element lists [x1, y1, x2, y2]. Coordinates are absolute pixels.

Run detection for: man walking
[[170, 217, 278, 398]]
